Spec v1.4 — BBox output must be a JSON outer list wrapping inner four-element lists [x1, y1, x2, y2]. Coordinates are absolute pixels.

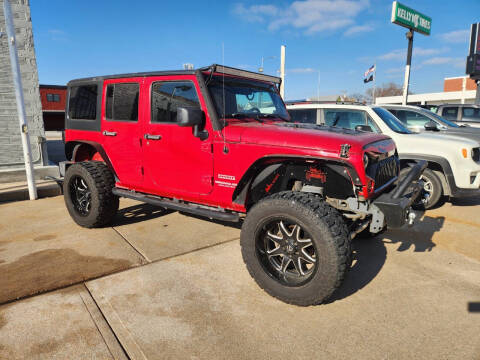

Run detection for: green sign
[[391, 1, 432, 36]]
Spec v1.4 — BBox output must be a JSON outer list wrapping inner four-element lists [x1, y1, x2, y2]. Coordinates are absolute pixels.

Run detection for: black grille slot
[[372, 156, 398, 190], [472, 148, 480, 162]]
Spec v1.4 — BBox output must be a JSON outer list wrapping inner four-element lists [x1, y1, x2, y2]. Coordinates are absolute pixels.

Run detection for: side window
[[151, 81, 199, 123], [366, 115, 380, 133], [68, 85, 97, 120], [324, 110, 366, 130], [402, 110, 432, 126], [462, 107, 480, 122], [443, 107, 458, 120], [105, 83, 139, 121], [289, 109, 317, 124]]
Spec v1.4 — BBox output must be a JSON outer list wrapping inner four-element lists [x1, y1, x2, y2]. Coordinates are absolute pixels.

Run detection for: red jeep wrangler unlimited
[[62, 65, 425, 306]]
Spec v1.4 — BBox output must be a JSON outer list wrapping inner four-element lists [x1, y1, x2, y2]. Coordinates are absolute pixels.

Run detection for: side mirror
[[355, 125, 373, 132], [177, 106, 208, 140], [424, 120, 439, 131], [177, 106, 203, 127]]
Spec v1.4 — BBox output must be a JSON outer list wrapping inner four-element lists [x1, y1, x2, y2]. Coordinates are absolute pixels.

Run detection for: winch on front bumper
[[373, 160, 427, 229], [329, 160, 427, 236]]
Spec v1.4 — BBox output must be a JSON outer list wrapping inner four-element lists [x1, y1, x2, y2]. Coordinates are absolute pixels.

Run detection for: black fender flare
[[232, 155, 362, 207], [65, 140, 118, 179]]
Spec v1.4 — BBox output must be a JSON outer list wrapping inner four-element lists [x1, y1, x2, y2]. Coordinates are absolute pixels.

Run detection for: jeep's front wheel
[[240, 191, 351, 306], [64, 162, 119, 228]]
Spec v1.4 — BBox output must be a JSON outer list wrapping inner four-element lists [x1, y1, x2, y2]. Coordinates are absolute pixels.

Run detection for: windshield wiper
[[256, 113, 289, 121], [222, 113, 264, 123]]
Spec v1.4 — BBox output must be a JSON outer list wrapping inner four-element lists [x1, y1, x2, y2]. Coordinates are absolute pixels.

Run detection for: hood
[[436, 128, 480, 145], [223, 121, 391, 155]]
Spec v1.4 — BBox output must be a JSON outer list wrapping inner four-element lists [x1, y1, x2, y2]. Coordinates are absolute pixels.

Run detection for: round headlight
[[363, 153, 369, 168]]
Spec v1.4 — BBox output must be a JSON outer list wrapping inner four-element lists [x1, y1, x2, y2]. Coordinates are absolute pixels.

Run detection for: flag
[[364, 65, 375, 83]]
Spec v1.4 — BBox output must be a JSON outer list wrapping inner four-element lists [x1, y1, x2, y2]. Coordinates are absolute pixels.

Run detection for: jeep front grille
[[367, 156, 398, 190]]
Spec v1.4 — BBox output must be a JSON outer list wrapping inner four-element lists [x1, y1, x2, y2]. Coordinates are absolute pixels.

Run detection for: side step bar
[[112, 187, 240, 223]]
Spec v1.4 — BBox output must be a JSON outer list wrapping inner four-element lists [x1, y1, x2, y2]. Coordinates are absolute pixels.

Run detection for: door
[[142, 77, 214, 196], [101, 79, 144, 188]]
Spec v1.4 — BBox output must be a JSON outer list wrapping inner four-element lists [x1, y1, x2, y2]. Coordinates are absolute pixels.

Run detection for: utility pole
[[476, 80, 480, 105], [280, 45, 286, 99], [3, 0, 37, 200], [402, 30, 414, 105], [373, 62, 376, 104]]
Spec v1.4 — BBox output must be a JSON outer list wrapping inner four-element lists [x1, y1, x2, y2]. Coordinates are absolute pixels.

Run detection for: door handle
[[102, 130, 117, 136], [144, 134, 162, 140]]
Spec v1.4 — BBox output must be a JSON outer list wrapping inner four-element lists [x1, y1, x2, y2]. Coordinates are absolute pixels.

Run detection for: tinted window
[[289, 109, 317, 124], [462, 107, 480, 122], [443, 107, 458, 120], [372, 107, 411, 134], [391, 109, 432, 127], [151, 81, 199, 123], [324, 110, 366, 129], [68, 85, 97, 120], [105, 83, 139, 121]]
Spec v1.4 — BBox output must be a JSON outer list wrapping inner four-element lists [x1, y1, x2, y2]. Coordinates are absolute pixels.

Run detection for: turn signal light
[[462, 148, 468, 158]]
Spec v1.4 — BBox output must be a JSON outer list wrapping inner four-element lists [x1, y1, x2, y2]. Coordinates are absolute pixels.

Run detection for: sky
[[29, 0, 480, 100]]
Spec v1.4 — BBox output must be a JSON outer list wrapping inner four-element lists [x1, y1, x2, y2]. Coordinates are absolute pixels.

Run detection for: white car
[[287, 102, 480, 209]]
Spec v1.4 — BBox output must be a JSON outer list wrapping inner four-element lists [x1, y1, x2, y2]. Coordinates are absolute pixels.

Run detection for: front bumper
[[373, 160, 427, 228]]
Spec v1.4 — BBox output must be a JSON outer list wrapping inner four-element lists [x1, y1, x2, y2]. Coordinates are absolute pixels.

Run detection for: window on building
[[105, 83, 139, 121], [68, 85, 97, 120], [462, 107, 480, 122], [151, 81, 199, 123], [288, 109, 317, 124], [443, 107, 458, 120], [47, 93, 60, 102]]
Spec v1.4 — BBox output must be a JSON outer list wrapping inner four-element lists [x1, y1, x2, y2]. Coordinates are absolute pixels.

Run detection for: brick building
[[0, 0, 46, 170], [40, 84, 66, 130], [444, 76, 478, 92]]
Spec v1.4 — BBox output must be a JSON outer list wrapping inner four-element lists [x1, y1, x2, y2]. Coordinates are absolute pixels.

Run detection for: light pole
[[258, 56, 277, 73]]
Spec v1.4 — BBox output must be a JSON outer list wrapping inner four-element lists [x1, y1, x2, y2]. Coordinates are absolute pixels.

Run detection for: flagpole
[[373, 62, 376, 105]]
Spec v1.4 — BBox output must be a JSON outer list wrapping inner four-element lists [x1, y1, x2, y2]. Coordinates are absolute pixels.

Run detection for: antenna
[[222, 42, 228, 153]]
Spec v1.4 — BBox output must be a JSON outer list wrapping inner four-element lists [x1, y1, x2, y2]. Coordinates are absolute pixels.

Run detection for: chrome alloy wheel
[[69, 175, 91, 216]]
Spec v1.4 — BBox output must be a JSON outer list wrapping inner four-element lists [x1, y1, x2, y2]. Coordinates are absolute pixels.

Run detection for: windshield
[[207, 75, 289, 121], [420, 109, 460, 128], [372, 107, 412, 134]]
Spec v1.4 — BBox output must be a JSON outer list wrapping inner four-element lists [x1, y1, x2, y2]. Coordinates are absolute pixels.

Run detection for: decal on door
[[215, 174, 237, 188]]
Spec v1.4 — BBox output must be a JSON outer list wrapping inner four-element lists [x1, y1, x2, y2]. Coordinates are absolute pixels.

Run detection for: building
[[376, 76, 478, 106], [0, 0, 57, 182], [40, 84, 66, 131]]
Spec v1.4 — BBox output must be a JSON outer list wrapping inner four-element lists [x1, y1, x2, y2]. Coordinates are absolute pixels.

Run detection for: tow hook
[[407, 211, 416, 227]]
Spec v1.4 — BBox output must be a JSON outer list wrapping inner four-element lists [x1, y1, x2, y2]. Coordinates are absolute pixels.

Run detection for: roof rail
[[286, 100, 367, 106]]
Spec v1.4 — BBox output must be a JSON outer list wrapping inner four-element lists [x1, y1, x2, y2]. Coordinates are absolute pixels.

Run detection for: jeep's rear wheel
[[64, 162, 119, 228], [240, 191, 351, 306]]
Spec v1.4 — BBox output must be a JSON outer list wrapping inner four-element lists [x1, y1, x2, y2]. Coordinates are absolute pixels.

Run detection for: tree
[[367, 82, 404, 99]]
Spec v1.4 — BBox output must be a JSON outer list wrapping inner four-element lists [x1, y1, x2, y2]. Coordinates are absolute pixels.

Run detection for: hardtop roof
[[67, 64, 281, 86]]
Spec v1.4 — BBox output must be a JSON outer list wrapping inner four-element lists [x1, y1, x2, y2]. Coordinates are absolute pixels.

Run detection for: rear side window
[[442, 107, 458, 120], [105, 83, 139, 121], [289, 109, 317, 124], [68, 85, 97, 120], [462, 107, 480, 122], [151, 81, 199, 123]]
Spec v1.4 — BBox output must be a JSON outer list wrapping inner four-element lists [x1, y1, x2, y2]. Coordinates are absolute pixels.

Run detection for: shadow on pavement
[[328, 215, 444, 303], [449, 196, 480, 207], [114, 203, 174, 226]]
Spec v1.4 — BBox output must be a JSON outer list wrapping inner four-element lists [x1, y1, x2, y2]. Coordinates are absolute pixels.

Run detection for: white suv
[[287, 102, 480, 209]]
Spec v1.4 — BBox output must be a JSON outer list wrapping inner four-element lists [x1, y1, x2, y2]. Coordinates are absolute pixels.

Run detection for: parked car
[[436, 104, 480, 127], [287, 102, 480, 209], [381, 105, 480, 143], [61, 65, 425, 306]]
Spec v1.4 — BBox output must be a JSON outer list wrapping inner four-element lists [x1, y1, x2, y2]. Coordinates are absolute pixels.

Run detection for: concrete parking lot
[[1, 195, 480, 359]]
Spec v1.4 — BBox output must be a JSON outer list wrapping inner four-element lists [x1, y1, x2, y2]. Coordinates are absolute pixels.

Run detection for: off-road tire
[[400, 167, 442, 210], [240, 191, 351, 306], [64, 161, 119, 228]]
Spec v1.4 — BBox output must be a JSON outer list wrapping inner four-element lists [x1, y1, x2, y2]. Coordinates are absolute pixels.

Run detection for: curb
[[0, 181, 62, 203]]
